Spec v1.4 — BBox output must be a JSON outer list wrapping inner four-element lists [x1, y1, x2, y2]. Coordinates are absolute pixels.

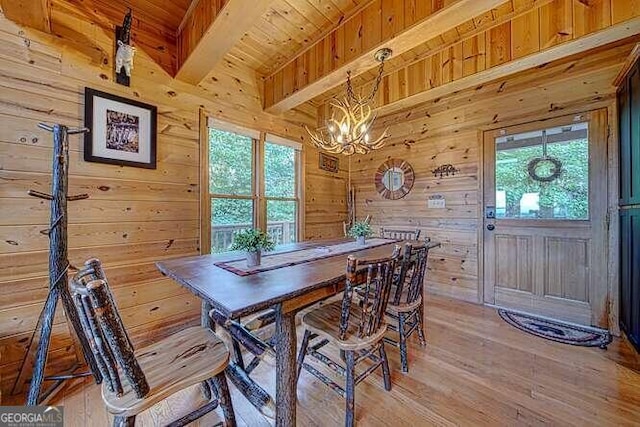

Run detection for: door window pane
[[495, 122, 589, 220], [211, 198, 254, 253], [209, 129, 253, 195], [267, 200, 296, 245], [265, 142, 295, 198]]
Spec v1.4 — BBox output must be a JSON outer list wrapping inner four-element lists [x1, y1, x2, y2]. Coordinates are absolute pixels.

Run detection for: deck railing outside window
[[212, 221, 296, 253], [207, 123, 301, 254]]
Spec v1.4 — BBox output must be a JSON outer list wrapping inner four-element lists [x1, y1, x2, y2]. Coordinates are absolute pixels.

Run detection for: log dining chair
[[385, 241, 439, 372], [380, 227, 421, 241], [227, 308, 277, 376], [69, 258, 236, 427], [296, 246, 401, 427]]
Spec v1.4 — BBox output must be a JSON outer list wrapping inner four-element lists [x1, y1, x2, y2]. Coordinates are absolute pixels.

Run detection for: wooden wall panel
[[0, 3, 340, 402], [304, 146, 349, 240], [317, 0, 640, 120], [539, 0, 573, 48], [177, 0, 227, 67], [487, 22, 512, 67], [573, 0, 612, 38], [352, 131, 480, 302], [612, 0, 640, 23], [264, 0, 510, 113], [312, 0, 555, 109], [351, 40, 631, 303], [511, 9, 540, 59], [375, 39, 634, 143]]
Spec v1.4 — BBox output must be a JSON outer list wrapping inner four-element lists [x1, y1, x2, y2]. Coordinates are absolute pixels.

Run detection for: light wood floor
[[48, 295, 640, 426]]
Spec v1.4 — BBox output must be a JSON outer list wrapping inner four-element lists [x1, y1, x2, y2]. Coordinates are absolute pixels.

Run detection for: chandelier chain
[[304, 48, 392, 156], [346, 59, 386, 104]]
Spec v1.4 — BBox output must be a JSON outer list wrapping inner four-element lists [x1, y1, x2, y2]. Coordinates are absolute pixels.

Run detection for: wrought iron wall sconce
[[432, 164, 458, 178]]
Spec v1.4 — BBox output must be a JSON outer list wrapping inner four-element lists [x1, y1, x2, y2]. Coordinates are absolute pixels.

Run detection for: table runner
[[215, 238, 397, 276]]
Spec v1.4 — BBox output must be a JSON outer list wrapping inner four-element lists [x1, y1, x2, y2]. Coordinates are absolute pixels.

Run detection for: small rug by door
[[498, 309, 612, 348]]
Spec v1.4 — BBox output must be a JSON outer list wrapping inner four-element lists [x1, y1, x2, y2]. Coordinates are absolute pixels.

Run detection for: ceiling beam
[[369, 16, 640, 119], [313, 0, 555, 106], [0, 0, 51, 33], [176, 0, 275, 85], [177, 0, 202, 34], [263, 0, 506, 114], [613, 42, 640, 86]]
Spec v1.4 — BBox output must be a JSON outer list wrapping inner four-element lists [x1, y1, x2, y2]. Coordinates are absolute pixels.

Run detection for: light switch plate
[[428, 196, 445, 209]]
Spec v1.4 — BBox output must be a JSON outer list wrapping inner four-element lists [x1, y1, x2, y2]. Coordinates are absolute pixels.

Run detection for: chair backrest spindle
[[72, 259, 134, 350], [340, 246, 400, 340], [87, 279, 149, 397], [71, 287, 118, 392], [380, 228, 421, 241], [392, 241, 439, 306], [70, 260, 149, 399]]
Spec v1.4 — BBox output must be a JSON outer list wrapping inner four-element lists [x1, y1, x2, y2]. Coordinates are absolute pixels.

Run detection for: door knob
[[486, 224, 495, 231]]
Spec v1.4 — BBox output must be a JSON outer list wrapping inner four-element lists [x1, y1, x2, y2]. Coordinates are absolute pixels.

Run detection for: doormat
[[498, 309, 612, 349]]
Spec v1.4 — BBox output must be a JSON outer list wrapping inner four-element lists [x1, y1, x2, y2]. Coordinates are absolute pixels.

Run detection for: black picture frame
[[84, 87, 157, 169]]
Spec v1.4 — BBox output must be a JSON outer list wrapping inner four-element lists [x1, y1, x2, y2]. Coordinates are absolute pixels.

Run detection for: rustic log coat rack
[[12, 124, 99, 405]]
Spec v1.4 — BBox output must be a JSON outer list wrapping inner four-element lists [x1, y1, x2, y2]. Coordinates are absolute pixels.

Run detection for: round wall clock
[[374, 158, 415, 200]]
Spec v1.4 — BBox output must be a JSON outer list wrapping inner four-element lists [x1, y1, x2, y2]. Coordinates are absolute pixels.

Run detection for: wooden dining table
[[156, 238, 402, 427]]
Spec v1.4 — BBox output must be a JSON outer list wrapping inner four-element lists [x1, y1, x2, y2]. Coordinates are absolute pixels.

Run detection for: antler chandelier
[[305, 48, 392, 156]]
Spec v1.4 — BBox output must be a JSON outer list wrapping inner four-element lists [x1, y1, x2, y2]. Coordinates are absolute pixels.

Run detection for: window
[[265, 140, 298, 245], [494, 122, 589, 220], [208, 128, 255, 252], [205, 120, 302, 253]]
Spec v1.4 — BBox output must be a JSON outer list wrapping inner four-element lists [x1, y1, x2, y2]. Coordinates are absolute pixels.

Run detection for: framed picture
[[318, 152, 339, 173], [84, 87, 157, 169]]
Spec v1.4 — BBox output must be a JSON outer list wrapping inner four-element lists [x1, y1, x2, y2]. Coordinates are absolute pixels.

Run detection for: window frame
[[482, 112, 598, 230], [200, 115, 304, 254], [493, 121, 590, 221]]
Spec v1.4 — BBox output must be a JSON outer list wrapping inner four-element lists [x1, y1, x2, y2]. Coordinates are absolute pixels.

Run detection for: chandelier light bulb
[[304, 48, 392, 156]]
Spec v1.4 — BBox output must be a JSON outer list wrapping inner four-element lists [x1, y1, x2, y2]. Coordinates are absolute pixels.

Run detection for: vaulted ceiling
[[3, 0, 639, 122]]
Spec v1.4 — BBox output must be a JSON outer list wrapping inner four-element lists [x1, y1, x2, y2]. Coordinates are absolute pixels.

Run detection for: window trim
[[493, 121, 591, 222], [200, 114, 304, 254]]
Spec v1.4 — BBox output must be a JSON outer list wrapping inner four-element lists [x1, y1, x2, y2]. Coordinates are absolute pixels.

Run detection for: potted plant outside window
[[347, 221, 374, 245], [230, 228, 276, 267]]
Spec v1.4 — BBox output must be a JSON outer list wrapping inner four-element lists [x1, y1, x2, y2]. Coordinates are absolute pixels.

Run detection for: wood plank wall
[[0, 2, 342, 402], [263, 0, 520, 112], [176, 0, 228, 68], [351, 39, 635, 303], [317, 0, 640, 120], [304, 146, 349, 240]]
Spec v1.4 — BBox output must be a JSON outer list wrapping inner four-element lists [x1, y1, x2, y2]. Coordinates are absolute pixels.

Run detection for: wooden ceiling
[[229, 0, 372, 75], [4, 0, 640, 120], [118, 0, 194, 31], [62, 0, 194, 35], [71, 0, 372, 76]]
